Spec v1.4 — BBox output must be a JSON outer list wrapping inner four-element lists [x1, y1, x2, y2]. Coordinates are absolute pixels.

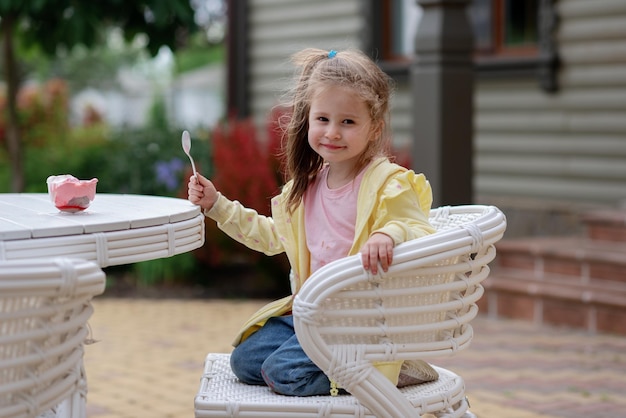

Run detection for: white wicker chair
[[0, 258, 106, 418], [194, 205, 507, 418]]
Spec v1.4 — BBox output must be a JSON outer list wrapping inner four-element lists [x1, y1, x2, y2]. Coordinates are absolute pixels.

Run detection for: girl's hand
[[360, 232, 395, 275], [187, 174, 219, 211]]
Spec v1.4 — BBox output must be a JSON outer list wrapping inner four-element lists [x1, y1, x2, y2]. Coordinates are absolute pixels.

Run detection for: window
[[467, 0, 558, 92], [374, 0, 557, 91], [380, 0, 539, 59], [380, 0, 423, 61], [469, 0, 539, 57]]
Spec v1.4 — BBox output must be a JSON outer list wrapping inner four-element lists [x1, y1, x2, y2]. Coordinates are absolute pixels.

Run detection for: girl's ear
[[371, 120, 384, 142]]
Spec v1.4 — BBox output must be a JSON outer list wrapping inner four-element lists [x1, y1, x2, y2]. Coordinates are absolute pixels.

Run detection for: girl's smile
[[319, 143, 344, 150]]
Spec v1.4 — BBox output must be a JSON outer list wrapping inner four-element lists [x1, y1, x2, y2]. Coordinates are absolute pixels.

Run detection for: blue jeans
[[230, 315, 332, 396]]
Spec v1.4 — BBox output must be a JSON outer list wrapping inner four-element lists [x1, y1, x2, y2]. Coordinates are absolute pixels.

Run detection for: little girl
[[188, 48, 437, 396]]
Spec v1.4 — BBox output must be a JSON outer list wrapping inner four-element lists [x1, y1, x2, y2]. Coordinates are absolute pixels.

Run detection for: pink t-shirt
[[304, 165, 367, 274]]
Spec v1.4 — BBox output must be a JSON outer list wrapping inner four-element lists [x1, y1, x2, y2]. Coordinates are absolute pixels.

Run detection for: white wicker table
[[0, 193, 204, 266], [0, 193, 205, 417]]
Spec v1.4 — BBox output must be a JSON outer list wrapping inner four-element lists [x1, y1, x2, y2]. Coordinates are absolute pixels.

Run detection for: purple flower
[[155, 158, 185, 190]]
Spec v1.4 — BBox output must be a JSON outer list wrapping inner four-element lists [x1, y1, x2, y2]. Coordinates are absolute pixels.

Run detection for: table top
[[0, 193, 205, 267]]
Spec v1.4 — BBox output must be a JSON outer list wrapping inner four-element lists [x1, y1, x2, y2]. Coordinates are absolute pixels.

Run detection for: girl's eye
[[318, 117, 329, 122], [343, 119, 355, 124]]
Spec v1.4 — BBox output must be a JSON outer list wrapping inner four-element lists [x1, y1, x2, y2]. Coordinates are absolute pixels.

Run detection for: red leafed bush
[[211, 117, 279, 215], [265, 106, 290, 182], [195, 116, 284, 271], [392, 145, 412, 169]]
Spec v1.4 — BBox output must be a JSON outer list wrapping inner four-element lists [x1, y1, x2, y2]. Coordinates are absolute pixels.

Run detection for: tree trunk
[[1, 15, 25, 192]]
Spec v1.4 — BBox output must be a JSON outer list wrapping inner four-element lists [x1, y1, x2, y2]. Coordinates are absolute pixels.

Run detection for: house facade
[[226, 0, 626, 235]]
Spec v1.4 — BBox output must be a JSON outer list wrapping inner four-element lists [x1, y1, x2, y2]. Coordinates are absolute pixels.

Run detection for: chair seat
[[194, 353, 472, 418]]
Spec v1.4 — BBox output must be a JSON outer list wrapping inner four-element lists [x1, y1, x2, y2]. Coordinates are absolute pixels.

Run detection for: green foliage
[[0, 85, 214, 288], [0, 79, 75, 192], [0, 78, 293, 295], [0, 0, 198, 57], [46, 38, 149, 91], [1, 0, 199, 192], [100, 128, 211, 197], [1, 83, 211, 197], [174, 34, 225, 74], [0, 161, 9, 192], [132, 252, 199, 286]]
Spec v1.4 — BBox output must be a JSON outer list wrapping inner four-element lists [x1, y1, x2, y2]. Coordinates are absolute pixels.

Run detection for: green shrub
[[2, 83, 213, 288], [132, 252, 199, 287], [2, 78, 292, 295]]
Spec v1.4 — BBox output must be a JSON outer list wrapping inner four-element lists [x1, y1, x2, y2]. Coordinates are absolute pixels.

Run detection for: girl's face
[[308, 85, 378, 171]]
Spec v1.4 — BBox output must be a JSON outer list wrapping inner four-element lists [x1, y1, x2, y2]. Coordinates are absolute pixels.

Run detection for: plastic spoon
[[181, 130, 197, 180]]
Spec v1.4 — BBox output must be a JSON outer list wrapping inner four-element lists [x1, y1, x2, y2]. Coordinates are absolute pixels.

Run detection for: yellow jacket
[[205, 157, 435, 347]]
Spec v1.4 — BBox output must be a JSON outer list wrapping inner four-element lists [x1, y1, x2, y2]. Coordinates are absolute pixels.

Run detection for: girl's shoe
[[397, 360, 439, 387]]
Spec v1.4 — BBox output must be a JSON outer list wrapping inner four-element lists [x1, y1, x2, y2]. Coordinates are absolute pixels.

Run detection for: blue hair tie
[[328, 50, 337, 59]]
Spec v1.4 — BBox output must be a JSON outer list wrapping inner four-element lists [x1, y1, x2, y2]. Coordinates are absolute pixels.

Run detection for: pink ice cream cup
[[46, 175, 98, 212]]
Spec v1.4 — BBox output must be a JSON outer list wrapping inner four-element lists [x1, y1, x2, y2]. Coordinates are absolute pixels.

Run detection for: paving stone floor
[[83, 298, 626, 418]]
